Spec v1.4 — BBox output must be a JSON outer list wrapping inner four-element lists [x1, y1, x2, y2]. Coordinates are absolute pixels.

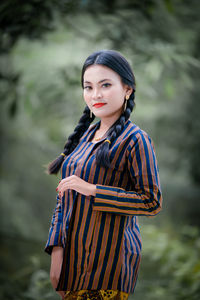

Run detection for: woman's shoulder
[[125, 120, 153, 148], [126, 120, 150, 139]]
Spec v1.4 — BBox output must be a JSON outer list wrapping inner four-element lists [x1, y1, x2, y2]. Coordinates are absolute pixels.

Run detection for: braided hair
[[47, 106, 95, 174], [48, 50, 136, 174], [95, 92, 135, 168]]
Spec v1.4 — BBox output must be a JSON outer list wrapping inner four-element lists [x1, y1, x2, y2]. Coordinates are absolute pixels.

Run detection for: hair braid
[[47, 106, 95, 174], [96, 92, 135, 168]]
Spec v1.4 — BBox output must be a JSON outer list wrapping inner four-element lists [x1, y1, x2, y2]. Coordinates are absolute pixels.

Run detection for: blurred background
[[0, 0, 200, 299]]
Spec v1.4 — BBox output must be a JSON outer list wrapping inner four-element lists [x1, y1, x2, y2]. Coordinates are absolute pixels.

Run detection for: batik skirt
[[64, 289, 129, 300]]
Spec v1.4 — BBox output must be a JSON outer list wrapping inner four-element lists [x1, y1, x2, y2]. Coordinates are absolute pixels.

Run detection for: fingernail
[[56, 188, 58, 191]]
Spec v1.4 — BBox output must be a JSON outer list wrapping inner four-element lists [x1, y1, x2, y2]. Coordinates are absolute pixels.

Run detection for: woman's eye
[[84, 86, 92, 90], [102, 83, 111, 88]]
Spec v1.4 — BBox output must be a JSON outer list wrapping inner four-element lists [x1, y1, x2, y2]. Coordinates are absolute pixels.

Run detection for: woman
[[45, 49, 163, 300]]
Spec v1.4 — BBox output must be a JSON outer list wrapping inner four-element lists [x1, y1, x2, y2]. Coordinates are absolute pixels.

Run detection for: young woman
[[45, 50, 163, 300]]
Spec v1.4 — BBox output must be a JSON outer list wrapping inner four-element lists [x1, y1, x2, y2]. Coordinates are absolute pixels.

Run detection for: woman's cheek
[[83, 95, 90, 106]]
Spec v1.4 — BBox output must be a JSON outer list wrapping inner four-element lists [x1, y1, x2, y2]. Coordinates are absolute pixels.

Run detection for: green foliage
[[0, 235, 58, 300], [23, 269, 57, 300], [133, 224, 200, 300], [0, 0, 80, 50]]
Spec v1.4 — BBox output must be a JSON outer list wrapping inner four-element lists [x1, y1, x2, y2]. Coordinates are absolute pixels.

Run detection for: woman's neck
[[98, 114, 121, 132]]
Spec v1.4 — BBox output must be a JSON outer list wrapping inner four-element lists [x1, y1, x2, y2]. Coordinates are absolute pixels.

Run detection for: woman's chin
[[92, 110, 123, 120]]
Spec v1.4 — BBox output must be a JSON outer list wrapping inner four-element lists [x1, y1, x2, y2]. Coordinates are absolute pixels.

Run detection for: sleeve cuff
[[93, 184, 128, 215], [44, 241, 63, 255]]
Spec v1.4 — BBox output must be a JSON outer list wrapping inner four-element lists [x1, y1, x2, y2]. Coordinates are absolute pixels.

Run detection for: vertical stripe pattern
[[45, 120, 163, 294]]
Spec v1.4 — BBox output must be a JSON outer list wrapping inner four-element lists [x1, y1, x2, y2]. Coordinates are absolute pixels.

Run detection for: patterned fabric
[[45, 120, 162, 293], [64, 289, 129, 300]]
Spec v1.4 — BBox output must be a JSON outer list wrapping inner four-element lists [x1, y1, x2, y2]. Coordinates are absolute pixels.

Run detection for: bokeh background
[[0, 1, 200, 299]]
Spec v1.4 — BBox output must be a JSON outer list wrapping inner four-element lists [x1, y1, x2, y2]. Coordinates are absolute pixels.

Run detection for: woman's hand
[[50, 246, 65, 299], [56, 175, 96, 198]]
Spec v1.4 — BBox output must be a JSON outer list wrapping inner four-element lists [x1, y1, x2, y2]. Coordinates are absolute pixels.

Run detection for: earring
[[90, 110, 93, 118], [124, 95, 129, 111]]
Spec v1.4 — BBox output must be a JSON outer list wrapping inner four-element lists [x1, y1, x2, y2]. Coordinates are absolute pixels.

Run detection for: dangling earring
[[90, 110, 93, 118], [124, 95, 129, 112]]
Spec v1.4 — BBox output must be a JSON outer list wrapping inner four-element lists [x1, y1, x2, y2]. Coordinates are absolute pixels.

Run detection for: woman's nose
[[92, 88, 102, 99]]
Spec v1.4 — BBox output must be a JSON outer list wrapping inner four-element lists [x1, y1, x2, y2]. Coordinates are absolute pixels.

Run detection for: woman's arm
[[93, 133, 162, 216], [50, 246, 65, 299]]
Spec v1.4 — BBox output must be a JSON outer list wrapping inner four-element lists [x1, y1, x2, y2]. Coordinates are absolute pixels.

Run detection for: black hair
[[48, 49, 136, 174]]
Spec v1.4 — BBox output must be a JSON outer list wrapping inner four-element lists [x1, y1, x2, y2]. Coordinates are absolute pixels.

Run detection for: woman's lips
[[93, 103, 106, 108]]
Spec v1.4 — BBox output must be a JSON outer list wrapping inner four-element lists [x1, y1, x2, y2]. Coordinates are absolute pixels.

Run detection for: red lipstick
[[93, 103, 106, 108]]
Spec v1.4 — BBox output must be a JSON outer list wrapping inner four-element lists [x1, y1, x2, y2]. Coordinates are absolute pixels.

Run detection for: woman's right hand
[[50, 246, 65, 299]]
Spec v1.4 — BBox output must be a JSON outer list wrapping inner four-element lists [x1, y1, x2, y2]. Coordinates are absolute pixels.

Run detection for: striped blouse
[[45, 119, 162, 294]]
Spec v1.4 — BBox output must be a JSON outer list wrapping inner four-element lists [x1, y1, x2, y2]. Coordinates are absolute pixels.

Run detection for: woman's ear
[[125, 85, 133, 97]]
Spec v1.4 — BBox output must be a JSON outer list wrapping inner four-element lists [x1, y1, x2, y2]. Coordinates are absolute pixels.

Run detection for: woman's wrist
[[89, 184, 96, 196]]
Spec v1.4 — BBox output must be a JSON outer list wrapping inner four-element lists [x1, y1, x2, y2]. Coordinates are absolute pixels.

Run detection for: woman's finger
[[56, 176, 75, 191]]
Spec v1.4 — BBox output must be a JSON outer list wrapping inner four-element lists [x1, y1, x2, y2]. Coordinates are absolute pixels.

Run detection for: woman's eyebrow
[[84, 79, 112, 84]]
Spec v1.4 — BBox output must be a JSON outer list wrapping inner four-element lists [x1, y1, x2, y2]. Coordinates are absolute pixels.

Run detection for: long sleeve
[[45, 194, 63, 255], [93, 132, 162, 216]]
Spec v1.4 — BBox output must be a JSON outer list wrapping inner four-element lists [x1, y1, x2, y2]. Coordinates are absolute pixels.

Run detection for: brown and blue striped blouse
[[45, 119, 162, 294]]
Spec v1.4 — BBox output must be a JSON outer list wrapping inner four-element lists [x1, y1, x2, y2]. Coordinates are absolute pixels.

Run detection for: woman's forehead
[[83, 65, 121, 83]]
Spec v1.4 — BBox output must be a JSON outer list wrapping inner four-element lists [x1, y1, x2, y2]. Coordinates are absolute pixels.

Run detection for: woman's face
[[83, 65, 132, 121]]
